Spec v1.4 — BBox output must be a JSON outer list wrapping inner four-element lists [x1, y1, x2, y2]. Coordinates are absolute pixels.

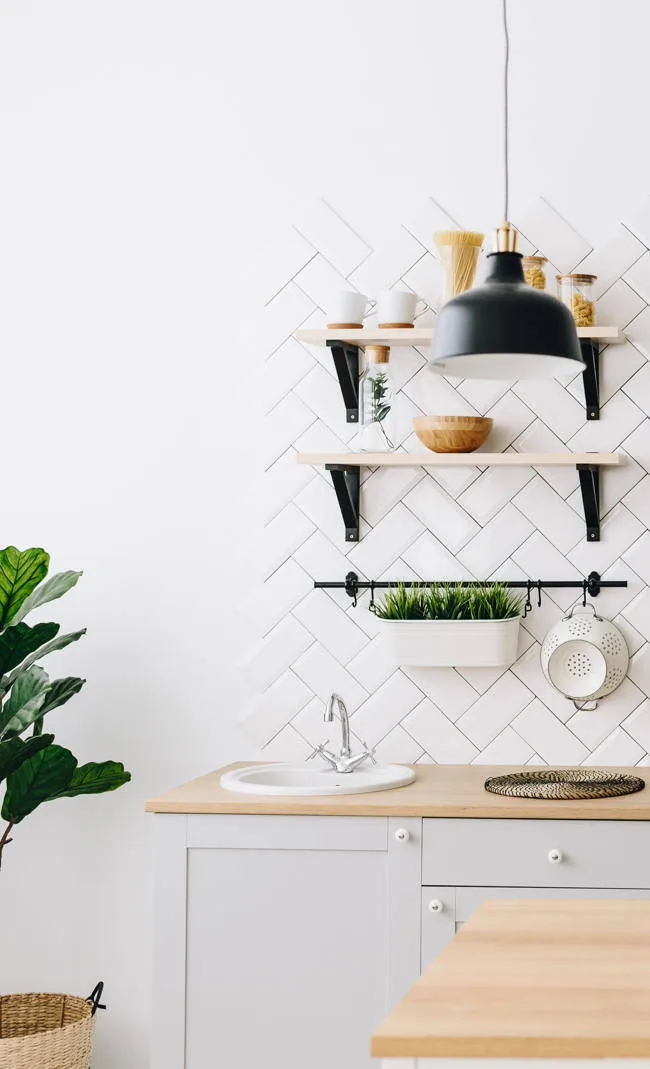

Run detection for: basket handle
[[87, 981, 106, 1016]]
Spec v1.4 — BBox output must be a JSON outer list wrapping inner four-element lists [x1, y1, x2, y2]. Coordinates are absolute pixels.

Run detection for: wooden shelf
[[296, 327, 622, 424], [298, 452, 624, 468], [295, 325, 623, 348], [578, 326, 622, 341], [298, 452, 624, 543], [296, 327, 433, 348]]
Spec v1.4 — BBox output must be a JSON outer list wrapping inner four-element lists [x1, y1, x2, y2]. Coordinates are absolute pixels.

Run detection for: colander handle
[[564, 601, 602, 622], [572, 698, 599, 712]]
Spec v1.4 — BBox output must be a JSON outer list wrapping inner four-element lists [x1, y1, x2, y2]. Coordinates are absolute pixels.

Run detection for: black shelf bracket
[[326, 464, 360, 542], [581, 339, 600, 421], [327, 340, 360, 423], [325, 461, 604, 544], [577, 464, 601, 542]]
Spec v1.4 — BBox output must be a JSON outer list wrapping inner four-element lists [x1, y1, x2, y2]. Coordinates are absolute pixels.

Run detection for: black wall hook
[[537, 580, 542, 608], [344, 570, 359, 608], [524, 581, 533, 618]]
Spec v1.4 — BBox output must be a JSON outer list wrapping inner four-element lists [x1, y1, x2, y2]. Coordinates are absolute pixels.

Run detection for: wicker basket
[[0, 984, 103, 1069]]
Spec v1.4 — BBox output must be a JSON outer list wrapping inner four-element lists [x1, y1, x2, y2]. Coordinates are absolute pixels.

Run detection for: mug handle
[[414, 298, 427, 320], [363, 299, 377, 319]]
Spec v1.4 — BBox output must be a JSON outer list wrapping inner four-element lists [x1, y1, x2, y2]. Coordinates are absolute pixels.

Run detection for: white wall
[[1, 0, 650, 1065]]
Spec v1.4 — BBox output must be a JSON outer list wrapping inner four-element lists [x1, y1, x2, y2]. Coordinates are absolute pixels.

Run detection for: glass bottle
[[359, 345, 395, 452]]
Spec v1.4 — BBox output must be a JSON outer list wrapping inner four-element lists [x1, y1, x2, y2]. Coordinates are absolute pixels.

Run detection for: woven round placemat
[[484, 769, 645, 800]]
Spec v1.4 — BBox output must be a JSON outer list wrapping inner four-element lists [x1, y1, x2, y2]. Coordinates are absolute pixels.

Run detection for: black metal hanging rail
[[314, 570, 627, 609]]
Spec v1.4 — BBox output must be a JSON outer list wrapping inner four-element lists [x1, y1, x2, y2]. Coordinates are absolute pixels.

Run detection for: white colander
[[541, 603, 629, 709]]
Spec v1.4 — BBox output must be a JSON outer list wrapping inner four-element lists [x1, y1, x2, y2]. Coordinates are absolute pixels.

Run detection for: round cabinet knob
[[394, 828, 410, 842], [548, 848, 563, 864], [428, 899, 444, 914]]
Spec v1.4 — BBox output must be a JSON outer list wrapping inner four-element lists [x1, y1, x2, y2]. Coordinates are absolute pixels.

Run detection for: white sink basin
[[220, 763, 416, 796]]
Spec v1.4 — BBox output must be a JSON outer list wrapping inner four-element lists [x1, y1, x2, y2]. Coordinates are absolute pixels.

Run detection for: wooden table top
[[372, 899, 650, 1059], [145, 763, 650, 819]]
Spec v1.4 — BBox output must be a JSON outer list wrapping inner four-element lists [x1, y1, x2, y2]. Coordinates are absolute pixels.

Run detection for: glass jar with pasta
[[522, 255, 548, 290], [556, 273, 597, 327]]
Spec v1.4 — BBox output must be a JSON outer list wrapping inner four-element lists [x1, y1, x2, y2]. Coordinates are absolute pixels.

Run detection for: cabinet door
[[153, 813, 421, 1069], [420, 887, 456, 970]]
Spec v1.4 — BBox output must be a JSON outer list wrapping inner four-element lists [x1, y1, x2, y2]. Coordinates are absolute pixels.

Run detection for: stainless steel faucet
[[313, 694, 375, 773]]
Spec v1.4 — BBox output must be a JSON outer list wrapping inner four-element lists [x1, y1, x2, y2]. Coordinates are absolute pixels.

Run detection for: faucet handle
[[361, 741, 377, 765], [310, 743, 338, 769]]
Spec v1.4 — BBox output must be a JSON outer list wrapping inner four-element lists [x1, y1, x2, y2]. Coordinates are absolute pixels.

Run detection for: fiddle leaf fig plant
[[0, 546, 131, 868]]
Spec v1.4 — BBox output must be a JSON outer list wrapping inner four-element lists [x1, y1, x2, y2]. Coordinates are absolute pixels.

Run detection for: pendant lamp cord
[[502, 0, 510, 221]]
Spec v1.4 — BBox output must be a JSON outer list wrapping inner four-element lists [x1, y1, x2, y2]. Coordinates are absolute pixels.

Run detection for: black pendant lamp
[[430, 3, 584, 381]]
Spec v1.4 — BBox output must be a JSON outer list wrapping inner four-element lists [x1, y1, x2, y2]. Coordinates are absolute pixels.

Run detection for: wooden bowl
[[412, 415, 493, 453]]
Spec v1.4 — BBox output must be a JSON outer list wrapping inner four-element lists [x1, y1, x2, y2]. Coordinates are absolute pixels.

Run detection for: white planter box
[[382, 616, 521, 667]]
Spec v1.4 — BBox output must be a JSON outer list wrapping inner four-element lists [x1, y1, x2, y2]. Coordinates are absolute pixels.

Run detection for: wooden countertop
[[145, 763, 650, 819], [372, 899, 650, 1059]]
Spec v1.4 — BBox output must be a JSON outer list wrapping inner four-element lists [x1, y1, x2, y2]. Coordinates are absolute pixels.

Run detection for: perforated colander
[[541, 603, 629, 708]]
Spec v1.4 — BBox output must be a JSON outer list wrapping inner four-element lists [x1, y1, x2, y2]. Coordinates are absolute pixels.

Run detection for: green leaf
[[2, 743, 77, 822], [53, 760, 131, 798], [38, 677, 85, 717], [0, 675, 83, 740], [0, 666, 49, 738], [12, 570, 82, 626], [2, 629, 86, 692], [0, 548, 50, 629], [0, 734, 53, 783], [0, 623, 59, 678], [0, 695, 48, 739], [0, 691, 47, 738], [23, 676, 86, 742]]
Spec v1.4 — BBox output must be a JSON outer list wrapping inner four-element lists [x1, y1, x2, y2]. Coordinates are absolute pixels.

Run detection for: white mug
[[376, 289, 427, 326], [327, 291, 376, 327]]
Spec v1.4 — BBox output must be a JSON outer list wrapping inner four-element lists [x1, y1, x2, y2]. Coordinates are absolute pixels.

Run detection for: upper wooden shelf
[[296, 327, 433, 347], [297, 452, 625, 468], [295, 325, 623, 348]]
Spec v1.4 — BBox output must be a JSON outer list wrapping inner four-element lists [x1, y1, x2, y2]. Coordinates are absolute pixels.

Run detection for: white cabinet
[[152, 812, 650, 1069], [152, 814, 421, 1069]]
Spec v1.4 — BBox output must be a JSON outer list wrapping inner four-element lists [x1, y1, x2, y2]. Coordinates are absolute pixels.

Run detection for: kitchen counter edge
[[145, 763, 650, 819]]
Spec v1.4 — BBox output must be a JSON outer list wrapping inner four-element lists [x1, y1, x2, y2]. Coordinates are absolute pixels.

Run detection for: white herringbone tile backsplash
[[250, 195, 650, 767]]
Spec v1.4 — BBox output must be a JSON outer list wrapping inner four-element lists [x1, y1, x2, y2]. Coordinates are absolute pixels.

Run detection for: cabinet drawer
[[455, 884, 650, 922], [422, 818, 650, 888]]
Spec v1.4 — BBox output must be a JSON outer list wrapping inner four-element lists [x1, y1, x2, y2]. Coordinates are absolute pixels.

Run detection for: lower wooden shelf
[[297, 452, 624, 543]]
